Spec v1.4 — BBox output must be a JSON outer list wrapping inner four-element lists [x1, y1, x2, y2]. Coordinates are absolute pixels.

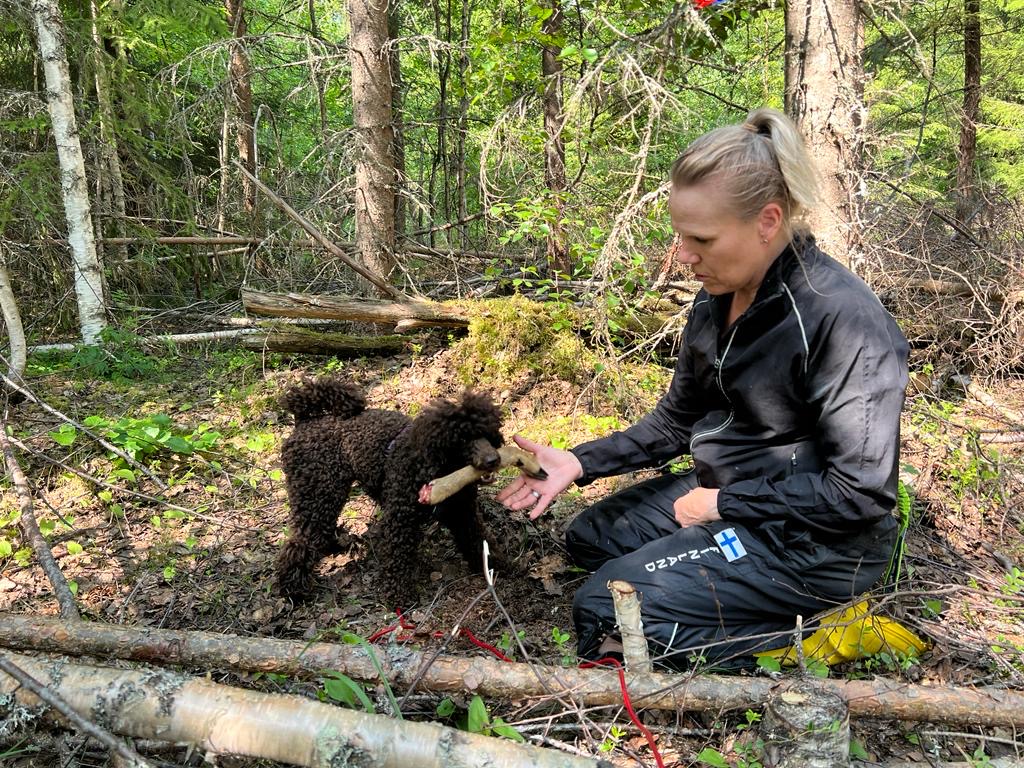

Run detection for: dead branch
[[242, 288, 471, 328], [0, 428, 79, 620], [0, 651, 610, 768], [607, 581, 651, 673], [234, 163, 406, 302], [0, 255, 26, 388], [0, 652, 152, 767], [2, 614, 1024, 727], [421, 446, 546, 504]]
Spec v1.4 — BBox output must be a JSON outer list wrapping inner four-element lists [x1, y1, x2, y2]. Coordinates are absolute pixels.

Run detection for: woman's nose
[[672, 239, 698, 264]]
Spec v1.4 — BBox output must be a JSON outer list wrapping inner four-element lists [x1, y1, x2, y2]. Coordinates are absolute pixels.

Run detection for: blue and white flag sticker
[[714, 528, 747, 562]]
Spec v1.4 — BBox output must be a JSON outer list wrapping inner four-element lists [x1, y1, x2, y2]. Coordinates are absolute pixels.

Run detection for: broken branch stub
[[420, 445, 547, 504]]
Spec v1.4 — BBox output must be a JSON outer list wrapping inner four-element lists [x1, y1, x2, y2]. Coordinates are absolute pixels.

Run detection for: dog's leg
[[436, 489, 500, 574], [276, 475, 353, 600], [371, 496, 425, 608]]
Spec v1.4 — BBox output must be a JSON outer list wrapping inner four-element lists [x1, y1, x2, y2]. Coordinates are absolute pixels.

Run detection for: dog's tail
[[282, 378, 366, 422]]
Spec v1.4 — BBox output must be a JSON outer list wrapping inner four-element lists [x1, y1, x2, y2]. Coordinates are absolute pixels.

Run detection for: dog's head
[[414, 390, 504, 472]]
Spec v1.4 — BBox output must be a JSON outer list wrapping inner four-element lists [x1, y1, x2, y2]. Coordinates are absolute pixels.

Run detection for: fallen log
[[242, 288, 471, 329], [1, 651, 609, 768], [1, 614, 1023, 727], [239, 327, 406, 356]]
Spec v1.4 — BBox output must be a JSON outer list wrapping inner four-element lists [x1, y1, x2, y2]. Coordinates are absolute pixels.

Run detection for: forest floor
[[1, 319, 1023, 767]]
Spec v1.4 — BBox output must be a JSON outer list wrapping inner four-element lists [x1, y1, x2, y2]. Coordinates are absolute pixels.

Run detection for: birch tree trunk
[[350, 0, 398, 290], [784, 0, 864, 268], [30, 0, 107, 344], [955, 0, 981, 224], [1, 652, 609, 768], [0, 250, 26, 385]]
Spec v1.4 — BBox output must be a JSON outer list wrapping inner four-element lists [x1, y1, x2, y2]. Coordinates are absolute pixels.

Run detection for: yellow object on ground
[[755, 600, 929, 666]]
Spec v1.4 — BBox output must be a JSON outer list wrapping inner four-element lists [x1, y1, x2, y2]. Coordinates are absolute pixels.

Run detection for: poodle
[[275, 376, 506, 606]]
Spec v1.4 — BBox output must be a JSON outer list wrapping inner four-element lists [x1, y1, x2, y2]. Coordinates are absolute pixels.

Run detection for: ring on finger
[[530, 490, 541, 499]]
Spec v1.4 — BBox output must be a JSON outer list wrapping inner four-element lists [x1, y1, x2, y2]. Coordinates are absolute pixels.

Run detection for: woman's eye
[[692, 236, 709, 245]]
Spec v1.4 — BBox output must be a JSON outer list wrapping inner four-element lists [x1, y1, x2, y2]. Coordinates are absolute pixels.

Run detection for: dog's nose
[[470, 438, 502, 470]]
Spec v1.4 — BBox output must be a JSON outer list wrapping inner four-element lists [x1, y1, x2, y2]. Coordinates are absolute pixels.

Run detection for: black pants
[[566, 472, 897, 670]]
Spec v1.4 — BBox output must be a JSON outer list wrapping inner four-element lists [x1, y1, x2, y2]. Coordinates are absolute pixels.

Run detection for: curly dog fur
[[275, 376, 505, 606]]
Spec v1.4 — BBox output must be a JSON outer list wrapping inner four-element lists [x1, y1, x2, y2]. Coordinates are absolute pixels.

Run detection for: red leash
[[579, 657, 666, 768], [370, 613, 662, 766]]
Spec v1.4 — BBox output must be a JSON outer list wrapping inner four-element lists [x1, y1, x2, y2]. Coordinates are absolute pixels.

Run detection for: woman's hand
[[496, 435, 583, 520], [674, 487, 721, 528]]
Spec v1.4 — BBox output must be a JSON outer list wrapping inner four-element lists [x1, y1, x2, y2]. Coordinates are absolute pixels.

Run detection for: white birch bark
[[30, 0, 107, 344], [0, 249, 27, 384]]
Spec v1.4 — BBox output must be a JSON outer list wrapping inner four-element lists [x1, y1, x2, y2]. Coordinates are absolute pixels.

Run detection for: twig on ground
[[0, 416, 79, 620]]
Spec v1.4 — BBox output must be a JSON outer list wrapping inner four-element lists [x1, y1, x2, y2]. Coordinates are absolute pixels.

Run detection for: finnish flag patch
[[714, 528, 747, 562]]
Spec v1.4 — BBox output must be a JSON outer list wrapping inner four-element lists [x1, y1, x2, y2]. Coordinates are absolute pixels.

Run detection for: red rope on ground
[[370, 615, 661, 765], [579, 657, 666, 768], [457, 627, 514, 662]]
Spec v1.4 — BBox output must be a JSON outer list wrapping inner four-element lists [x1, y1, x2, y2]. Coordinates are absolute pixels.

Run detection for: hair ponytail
[[670, 107, 819, 231]]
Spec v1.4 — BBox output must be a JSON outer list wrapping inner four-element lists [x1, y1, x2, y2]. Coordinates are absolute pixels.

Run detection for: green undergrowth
[[449, 295, 672, 417]]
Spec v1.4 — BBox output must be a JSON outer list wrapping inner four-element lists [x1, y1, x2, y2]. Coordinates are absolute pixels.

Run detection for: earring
[[760, 237, 768, 244]]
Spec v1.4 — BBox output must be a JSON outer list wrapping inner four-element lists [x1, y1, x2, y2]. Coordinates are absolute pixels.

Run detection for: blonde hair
[[669, 108, 819, 229]]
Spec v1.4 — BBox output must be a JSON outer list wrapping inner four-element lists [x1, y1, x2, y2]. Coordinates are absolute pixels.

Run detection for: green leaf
[[164, 436, 193, 454], [0, 538, 12, 557], [39, 519, 56, 536], [67, 580, 78, 595], [467, 696, 490, 734], [66, 541, 83, 555], [490, 720, 525, 743], [110, 468, 136, 482], [849, 738, 870, 760], [322, 671, 376, 713], [697, 747, 729, 767], [436, 698, 456, 718], [49, 425, 77, 446], [756, 655, 781, 673]]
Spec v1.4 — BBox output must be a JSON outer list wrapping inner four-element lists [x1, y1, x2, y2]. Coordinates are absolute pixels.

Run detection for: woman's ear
[[758, 201, 784, 241]]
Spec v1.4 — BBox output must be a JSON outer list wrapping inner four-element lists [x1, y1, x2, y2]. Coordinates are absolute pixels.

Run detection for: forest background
[[2, 0, 1024, 766]]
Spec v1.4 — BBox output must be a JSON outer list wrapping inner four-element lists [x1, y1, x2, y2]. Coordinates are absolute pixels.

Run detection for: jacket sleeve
[[716, 299, 909, 534], [570, 316, 708, 486]]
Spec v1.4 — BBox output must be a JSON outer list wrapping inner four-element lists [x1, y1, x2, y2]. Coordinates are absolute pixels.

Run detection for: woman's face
[[668, 181, 782, 298]]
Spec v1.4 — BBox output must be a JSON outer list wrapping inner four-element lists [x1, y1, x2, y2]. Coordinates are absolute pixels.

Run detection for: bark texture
[[0, 651, 610, 768], [955, 0, 981, 223], [784, 0, 863, 266], [242, 288, 470, 327], [350, 0, 398, 290], [226, 0, 257, 213], [30, 0, 107, 343], [762, 680, 849, 767], [541, 0, 569, 276], [3, 614, 1024, 727]]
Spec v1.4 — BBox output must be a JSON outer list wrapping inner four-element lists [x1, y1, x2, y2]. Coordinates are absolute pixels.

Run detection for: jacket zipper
[[690, 326, 738, 448]]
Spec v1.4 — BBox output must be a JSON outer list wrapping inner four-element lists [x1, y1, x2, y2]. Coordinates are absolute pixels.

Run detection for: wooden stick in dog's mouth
[[418, 446, 547, 505]]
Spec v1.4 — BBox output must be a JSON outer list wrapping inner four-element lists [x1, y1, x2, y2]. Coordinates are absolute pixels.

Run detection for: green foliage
[[321, 670, 376, 714], [29, 328, 168, 382], [550, 625, 574, 666], [50, 413, 221, 466], [463, 695, 525, 743]]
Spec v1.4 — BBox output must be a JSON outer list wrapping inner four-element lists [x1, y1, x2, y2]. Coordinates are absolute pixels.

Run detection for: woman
[[498, 108, 909, 669]]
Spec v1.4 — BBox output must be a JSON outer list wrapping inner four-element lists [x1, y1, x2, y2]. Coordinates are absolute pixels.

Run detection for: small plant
[[496, 629, 526, 660], [321, 670, 376, 713], [599, 725, 626, 753], [50, 414, 222, 467], [464, 695, 524, 743], [550, 626, 574, 666]]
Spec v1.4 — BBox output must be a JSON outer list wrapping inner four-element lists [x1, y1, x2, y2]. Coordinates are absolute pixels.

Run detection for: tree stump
[[762, 680, 850, 768]]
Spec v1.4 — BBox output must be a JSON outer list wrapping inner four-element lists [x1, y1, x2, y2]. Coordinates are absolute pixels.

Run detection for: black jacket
[[572, 237, 909, 537]]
